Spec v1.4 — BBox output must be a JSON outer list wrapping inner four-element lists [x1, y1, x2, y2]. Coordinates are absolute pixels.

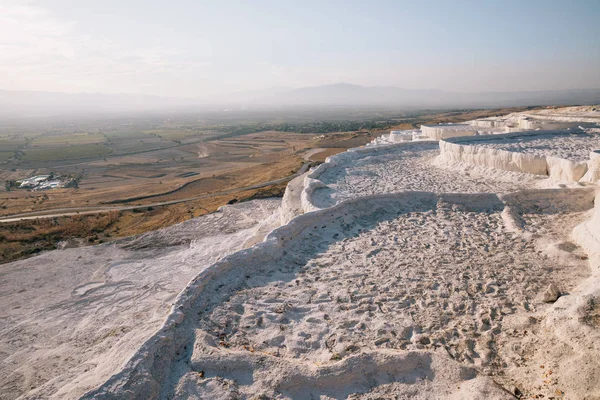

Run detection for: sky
[[1, 0, 599, 98]]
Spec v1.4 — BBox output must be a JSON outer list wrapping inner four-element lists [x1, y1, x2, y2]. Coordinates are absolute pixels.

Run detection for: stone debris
[[541, 283, 561, 303]]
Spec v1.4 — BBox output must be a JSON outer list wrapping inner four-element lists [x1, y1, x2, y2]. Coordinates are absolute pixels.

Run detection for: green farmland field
[[0, 136, 27, 150], [21, 144, 113, 162], [0, 151, 15, 162], [30, 133, 106, 147]]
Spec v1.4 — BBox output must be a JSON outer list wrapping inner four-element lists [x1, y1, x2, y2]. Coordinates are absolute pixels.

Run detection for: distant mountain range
[[1, 84, 599, 117]]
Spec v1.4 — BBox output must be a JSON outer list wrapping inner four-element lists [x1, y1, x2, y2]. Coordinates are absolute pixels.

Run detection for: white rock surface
[[581, 150, 600, 183], [470, 132, 600, 163], [369, 130, 419, 146], [421, 124, 481, 140], [82, 188, 598, 400], [438, 131, 600, 182], [279, 172, 307, 225], [0, 199, 281, 400], [438, 138, 549, 176], [303, 142, 544, 211], [78, 107, 600, 399], [573, 188, 600, 271]]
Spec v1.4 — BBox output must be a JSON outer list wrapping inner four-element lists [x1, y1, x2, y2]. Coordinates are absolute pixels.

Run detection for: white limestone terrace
[[302, 106, 600, 215], [369, 129, 438, 146], [468, 116, 585, 132], [464, 132, 600, 162], [469, 105, 600, 129], [438, 130, 600, 183], [0, 199, 281, 400], [369, 129, 418, 145], [408, 106, 600, 185], [421, 106, 600, 141], [465, 131, 600, 163], [82, 189, 600, 400], [585, 150, 600, 182], [303, 141, 546, 211], [522, 105, 600, 123], [421, 118, 593, 141], [420, 123, 506, 140]]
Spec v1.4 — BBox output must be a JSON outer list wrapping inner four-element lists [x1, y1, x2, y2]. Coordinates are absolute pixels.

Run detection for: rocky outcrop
[[546, 155, 589, 182], [369, 130, 418, 146], [279, 173, 307, 225], [438, 137, 548, 175], [573, 188, 600, 272], [581, 150, 600, 183], [421, 124, 480, 140]]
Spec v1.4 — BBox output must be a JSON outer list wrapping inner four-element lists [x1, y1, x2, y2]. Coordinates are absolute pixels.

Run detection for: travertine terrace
[[461, 132, 600, 163], [2, 106, 600, 400], [0, 200, 281, 399]]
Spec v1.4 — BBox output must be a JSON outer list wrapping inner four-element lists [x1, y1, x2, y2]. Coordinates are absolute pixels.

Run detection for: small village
[[9, 174, 78, 191]]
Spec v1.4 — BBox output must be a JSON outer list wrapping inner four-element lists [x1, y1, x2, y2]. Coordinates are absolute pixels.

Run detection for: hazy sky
[[1, 0, 599, 97]]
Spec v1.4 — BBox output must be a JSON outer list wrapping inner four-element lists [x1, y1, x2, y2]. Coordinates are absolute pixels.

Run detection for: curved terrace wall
[[421, 124, 479, 140], [370, 130, 417, 146], [300, 141, 437, 213], [581, 150, 600, 183], [279, 173, 307, 225], [573, 189, 600, 272], [521, 112, 600, 124], [438, 131, 592, 182]]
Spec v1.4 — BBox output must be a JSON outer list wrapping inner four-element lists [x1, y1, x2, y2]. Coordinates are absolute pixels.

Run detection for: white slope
[[0, 199, 280, 400], [302, 142, 544, 211], [83, 189, 600, 400]]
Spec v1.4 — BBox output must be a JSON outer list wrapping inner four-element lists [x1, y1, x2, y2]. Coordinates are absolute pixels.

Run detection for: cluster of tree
[[5, 180, 18, 191], [218, 119, 399, 136]]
